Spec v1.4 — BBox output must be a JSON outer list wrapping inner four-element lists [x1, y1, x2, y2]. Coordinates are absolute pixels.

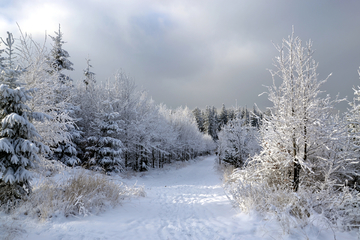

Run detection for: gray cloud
[[0, 0, 359, 111]]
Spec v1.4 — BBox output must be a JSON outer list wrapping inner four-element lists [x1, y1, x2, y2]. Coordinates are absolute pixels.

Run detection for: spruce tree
[[192, 107, 205, 133], [218, 103, 228, 130], [0, 32, 48, 207], [83, 58, 96, 91], [48, 24, 74, 85], [84, 111, 124, 173], [47, 25, 79, 166], [204, 106, 218, 141]]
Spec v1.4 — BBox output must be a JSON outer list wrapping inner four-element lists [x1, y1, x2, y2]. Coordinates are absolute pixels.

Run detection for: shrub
[[23, 170, 145, 220]]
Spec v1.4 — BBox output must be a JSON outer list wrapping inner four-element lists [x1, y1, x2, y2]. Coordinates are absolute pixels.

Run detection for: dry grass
[[24, 170, 145, 220], [0, 169, 146, 239]]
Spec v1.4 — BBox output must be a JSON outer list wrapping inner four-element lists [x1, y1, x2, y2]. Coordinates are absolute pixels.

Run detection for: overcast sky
[[0, 0, 360, 111]]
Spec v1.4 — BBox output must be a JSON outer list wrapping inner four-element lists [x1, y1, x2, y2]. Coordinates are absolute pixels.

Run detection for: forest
[[0, 25, 359, 238]]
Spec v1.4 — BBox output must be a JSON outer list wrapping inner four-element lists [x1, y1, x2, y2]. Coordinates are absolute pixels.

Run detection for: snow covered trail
[[109, 155, 259, 240], [23, 156, 263, 240], [23, 155, 357, 240]]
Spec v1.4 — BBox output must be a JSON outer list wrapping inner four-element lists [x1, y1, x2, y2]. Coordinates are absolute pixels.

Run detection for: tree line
[[192, 104, 263, 141], [0, 26, 215, 206]]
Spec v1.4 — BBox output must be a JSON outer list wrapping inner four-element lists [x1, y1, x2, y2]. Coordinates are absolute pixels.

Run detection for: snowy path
[[24, 156, 264, 240], [23, 156, 357, 240]]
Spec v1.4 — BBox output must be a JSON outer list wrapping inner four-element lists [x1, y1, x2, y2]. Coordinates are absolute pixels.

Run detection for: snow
[[6, 156, 359, 240]]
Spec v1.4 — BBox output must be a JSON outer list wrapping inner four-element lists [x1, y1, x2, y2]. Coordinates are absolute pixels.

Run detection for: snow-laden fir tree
[[204, 106, 218, 141], [192, 107, 205, 133], [218, 103, 228, 130], [46, 25, 79, 166], [0, 32, 48, 207], [84, 111, 124, 173], [16, 26, 75, 165], [83, 58, 96, 91], [81, 73, 125, 173], [48, 24, 74, 86]]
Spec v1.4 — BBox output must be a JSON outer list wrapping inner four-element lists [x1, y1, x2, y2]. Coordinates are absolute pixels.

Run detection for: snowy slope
[[12, 156, 358, 240]]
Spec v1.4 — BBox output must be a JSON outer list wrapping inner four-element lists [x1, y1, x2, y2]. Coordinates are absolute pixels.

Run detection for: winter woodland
[[0, 26, 360, 238]]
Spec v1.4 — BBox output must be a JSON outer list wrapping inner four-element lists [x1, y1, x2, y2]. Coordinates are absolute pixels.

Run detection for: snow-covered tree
[[0, 32, 48, 206], [204, 106, 218, 141], [44, 25, 79, 166], [218, 103, 228, 130], [16, 26, 75, 158], [83, 58, 95, 91], [84, 111, 124, 173], [254, 31, 342, 191], [192, 107, 205, 133], [217, 117, 260, 168], [47, 24, 74, 86], [225, 31, 359, 230], [345, 67, 360, 189]]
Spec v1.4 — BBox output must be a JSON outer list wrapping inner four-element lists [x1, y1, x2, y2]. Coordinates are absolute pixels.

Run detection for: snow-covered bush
[[226, 166, 360, 232], [24, 170, 145, 219]]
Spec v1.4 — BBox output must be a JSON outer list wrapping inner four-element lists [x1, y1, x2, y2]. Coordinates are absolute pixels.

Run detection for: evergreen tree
[[227, 108, 236, 121], [192, 107, 205, 133], [46, 25, 79, 166], [48, 24, 74, 85], [204, 106, 218, 141], [83, 58, 96, 91], [0, 32, 48, 206], [218, 103, 228, 130], [250, 105, 262, 129], [84, 111, 124, 173], [16, 27, 76, 166]]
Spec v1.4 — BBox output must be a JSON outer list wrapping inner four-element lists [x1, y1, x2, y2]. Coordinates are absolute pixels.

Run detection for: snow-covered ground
[[4, 156, 358, 240]]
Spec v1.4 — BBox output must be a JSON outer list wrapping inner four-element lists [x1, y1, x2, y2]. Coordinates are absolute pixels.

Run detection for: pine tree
[[83, 58, 96, 91], [192, 107, 205, 133], [218, 103, 228, 130], [227, 108, 236, 121], [204, 106, 218, 141], [84, 111, 124, 173], [46, 25, 79, 166], [48, 24, 74, 85], [16, 27, 76, 165], [0, 32, 48, 207]]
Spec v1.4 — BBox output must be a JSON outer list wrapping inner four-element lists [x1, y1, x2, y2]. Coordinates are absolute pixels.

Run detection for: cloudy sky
[[0, 0, 360, 111]]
